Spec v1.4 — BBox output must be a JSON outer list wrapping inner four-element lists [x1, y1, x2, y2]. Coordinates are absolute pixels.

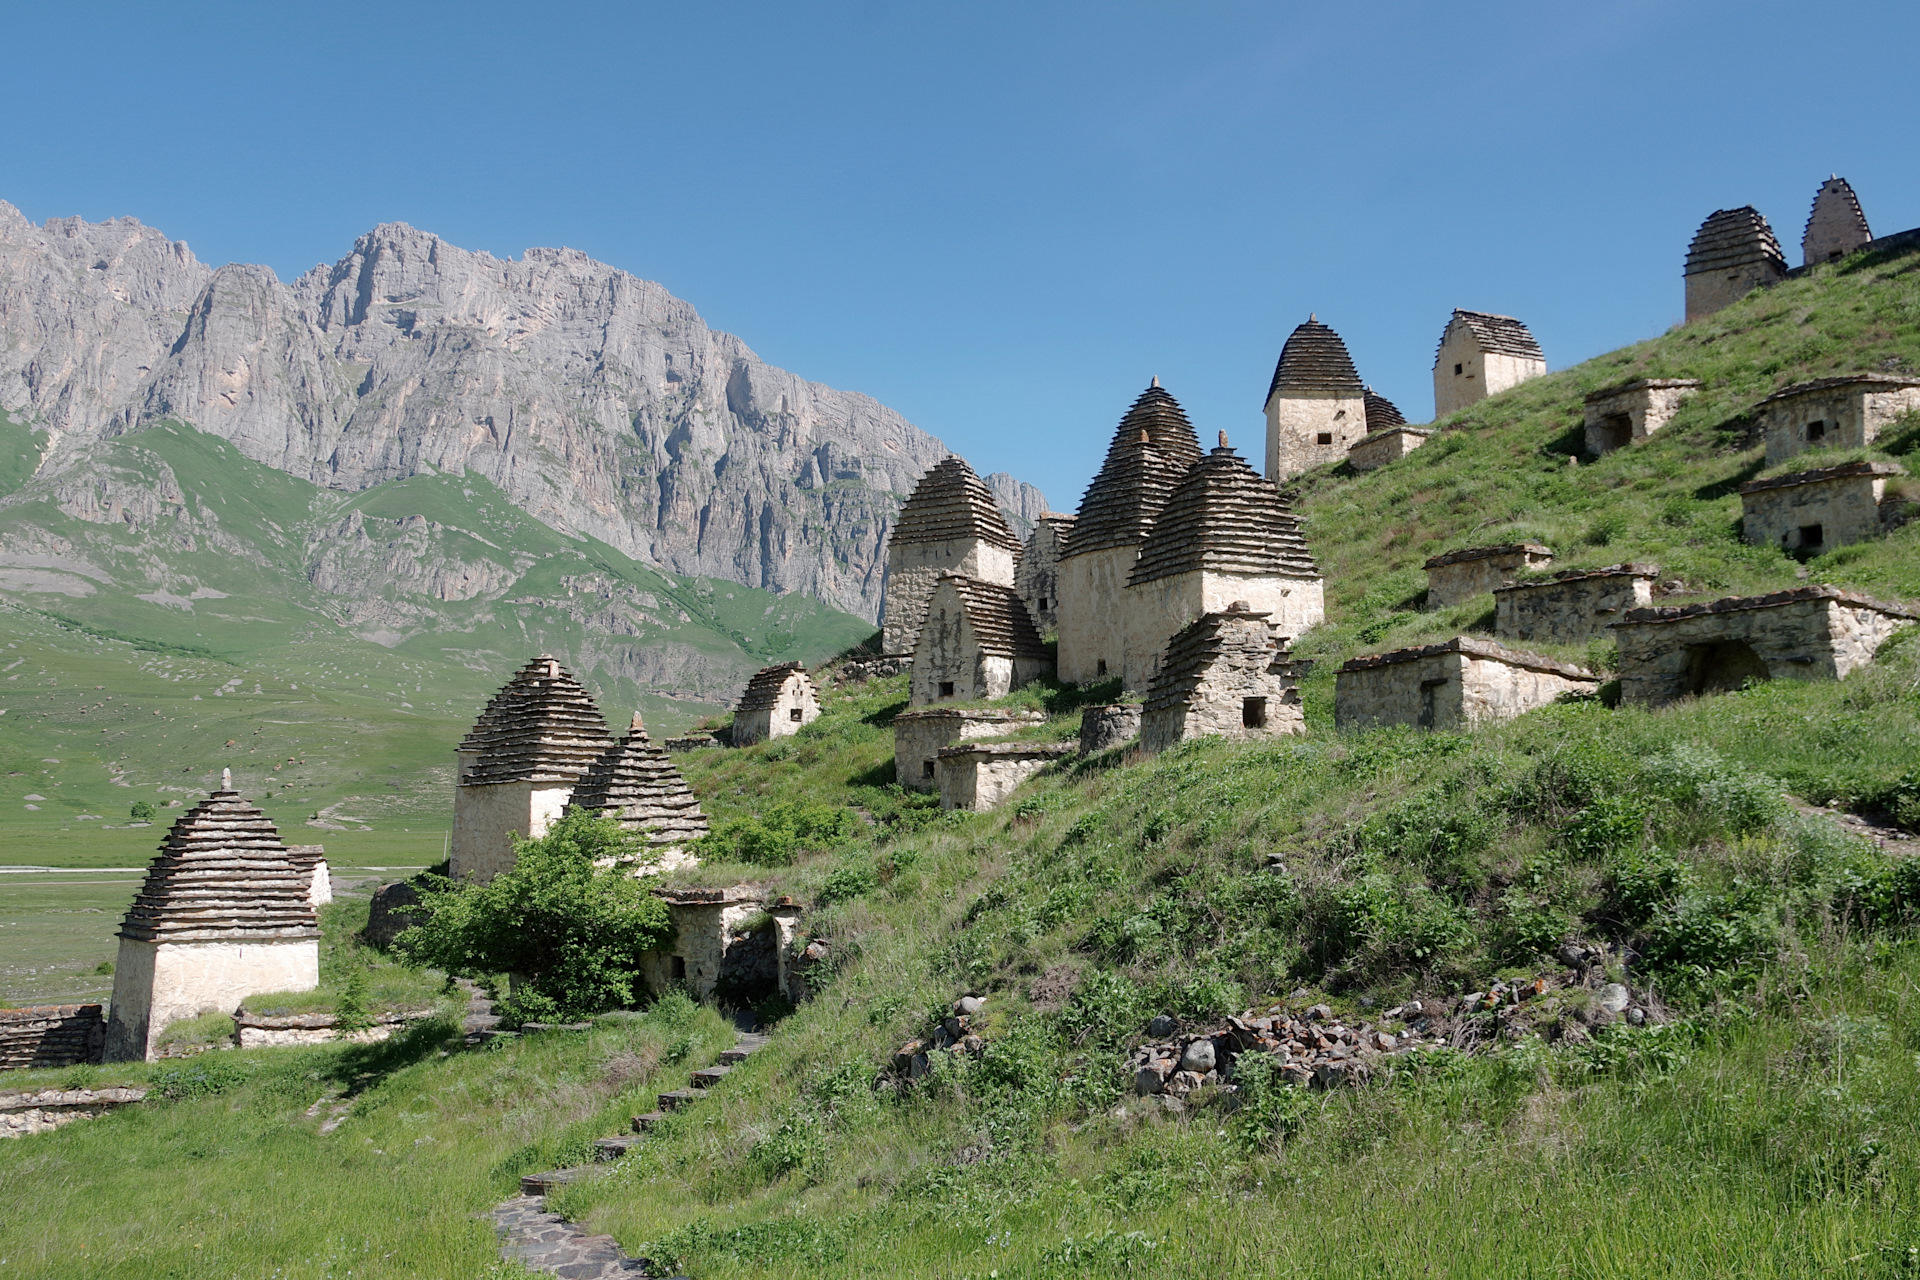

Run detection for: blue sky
[[5, 1, 1917, 513]]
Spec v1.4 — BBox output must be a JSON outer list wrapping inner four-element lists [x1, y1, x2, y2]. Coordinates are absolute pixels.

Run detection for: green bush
[[700, 800, 857, 866], [394, 808, 674, 1024], [129, 800, 156, 822]]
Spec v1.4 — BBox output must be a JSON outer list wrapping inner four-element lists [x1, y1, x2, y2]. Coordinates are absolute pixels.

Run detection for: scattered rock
[[1178, 1039, 1216, 1073], [1598, 983, 1631, 1015], [953, 995, 985, 1017], [1146, 1014, 1177, 1038], [362, 880, 424, 949]]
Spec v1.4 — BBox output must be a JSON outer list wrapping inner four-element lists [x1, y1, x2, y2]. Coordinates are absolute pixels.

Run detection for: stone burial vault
[[568, 713, 710, 872], [637, 885, 806, 1005], [1423, 543, 1554, 610], [937, 741, 1076, 813], [1016, 512, 1076, 634], [909, 573, 1053, 706], [1756, 375, 1920, 465], [1335, 637, 1599, 733], [729, 661, 822, 746], [1432, 310, 1546, 420], [892, 706, 1047, 791], [105, 772, 321, 1063], [1740, 461, 1907, 556], [1347, 388, 1429, 473], [1493, 564, 1659, 646], [1610, 585, 1918, 708], [1263, 315, 1368, 481], [878, 454, 1023, 659], [1684, 206, 1787, 322], [1582, 379, 1701, 456], [1139, 602, 1308, 753]]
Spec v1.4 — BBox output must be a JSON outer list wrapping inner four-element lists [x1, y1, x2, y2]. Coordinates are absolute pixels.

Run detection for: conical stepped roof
[[734, 660, 819, 712], [1266, 316, 1363, 403], [458, 656, 614, 786], [1685, 207, 1786, 277], [1363, 388, 1406, 433], [1129, 440, 1320, 586], [1143, 605, 1293, 716], [1064, 382, 1204, 559], [570, 715, 710, 851], [889, 456, 1022, 552], [1803, 176, 1871, 264], [118, 784, 319, 944], [936, 574, 1049, 658]]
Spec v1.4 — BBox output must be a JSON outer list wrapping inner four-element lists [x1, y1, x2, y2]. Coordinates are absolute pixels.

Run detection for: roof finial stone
[[221, 767, 232, 792]]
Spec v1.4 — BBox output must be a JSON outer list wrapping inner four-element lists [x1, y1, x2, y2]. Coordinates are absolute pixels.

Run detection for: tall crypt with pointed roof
[[450, 656, 615, 882], [879, 456, 1024, 658], [105, 775, 321, 1062], [570, 713, 710, 870], [1684, 206, 1787, 322], [1055, 380, 1204, 684], [1121, 433, 1324, 689], [1803, 176, 1871, 267], [1263, 315, 1368, 480], [1432, 310, 1547, 418]]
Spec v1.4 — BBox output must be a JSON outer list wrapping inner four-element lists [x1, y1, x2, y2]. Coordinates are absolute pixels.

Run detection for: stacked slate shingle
[[571, 714, 711, 852], [934, 573, 1049, 659], [1265, 316, 1364, 402], [1685, 207, 1787, 279], [889, 456, 1022, 552], [1129, 441, 1319, 586], [1142, 605, 1297, 717], [457, 656, 615, 786], [117, 777, 319, 945], [1363, 388, 1406, 434], [1064, 381, 1204, 558], [733, 661, 819, 712], [1440, 310, 1545, 362], [1803, 176, 1871, 264]]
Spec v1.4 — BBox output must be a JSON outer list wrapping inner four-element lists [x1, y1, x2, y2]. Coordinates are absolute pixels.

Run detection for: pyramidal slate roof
[[1143, 605, 1296, 716], [934, 573, 1049, 659], [1130, 439, 1320, 585], [1265, 316, 1363, 403], [889, 456, 1022, 552], [1684, 207, 1786, 277], [458, 656, 614, 786], [1363, 388, 1407, 433], [1063, 382, 1204, 559], [734, 661, 819, 712], [117, 775, 320, 944], [1436, 310, 1544, 363], [570, 714, 710, 850], [1803, 176, 1871, 263]]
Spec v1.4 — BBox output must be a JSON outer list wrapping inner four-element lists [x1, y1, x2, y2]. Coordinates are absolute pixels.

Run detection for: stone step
[[593, 1135, 647, 1161], [520, 1021, 592, 1033], [520, 1166, 593, 1196], [630, 1111, 666, 1133], [689, 1066, 731, 1089], [718, 1046, 756, 1065], [656, 1090, 697, 1112]]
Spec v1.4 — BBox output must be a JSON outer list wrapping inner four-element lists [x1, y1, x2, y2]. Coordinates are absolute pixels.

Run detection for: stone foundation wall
[[893, 709, 1047, 791], [1760, 384, 1920, 465], [0, 1004, 104, 1071], [1347, 427, 1432, 472], [1612, 589, 1918, 707], [1079, 704, 1142, 754], [637, 894, 769, 1001], [1265, 391, 1367, 480], [1336, 639, 1597, 732], [1425, 545, 1554, 610], [937, 743, 1074, 812], [1, 1086, 145, 1138], [233, 1010, 428, 1049], [1687, 258, 1786, 323], [1139, 664, 1306, 754], [1494, 567, 1656, 645], [1121, 569, 1323, 692], [1740, 464, 1900, 553], [106, 936, 321, 1062]]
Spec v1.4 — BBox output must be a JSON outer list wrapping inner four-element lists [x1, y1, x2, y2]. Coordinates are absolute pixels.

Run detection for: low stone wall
[[1493, 565, 1657, 645], [1347, 426, 1432, 472], [937, 742, 1074, 812], [1335, 637, 1597, 732], [0, 1086, 145, 1138], [1078, 704, 1142, 754], [1739, 461, 1903, 554], [0, 1004, 104, 1071], [1424, 544, 1553, 609], [1611, 585, 1919, 707], [893, 708, 1047, 791], [232, 1009, 433, 1049]]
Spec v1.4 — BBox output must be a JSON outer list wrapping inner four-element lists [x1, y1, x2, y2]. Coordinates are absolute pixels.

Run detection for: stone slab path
[[488, 1015, 766, 1279]]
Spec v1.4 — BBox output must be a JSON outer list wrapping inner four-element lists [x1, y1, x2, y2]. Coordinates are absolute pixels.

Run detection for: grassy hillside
[[7, 252, 1920, 1278]]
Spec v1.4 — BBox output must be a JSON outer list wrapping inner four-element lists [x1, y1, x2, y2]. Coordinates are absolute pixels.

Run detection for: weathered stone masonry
[[1140, 604, 1308, 753], [909, 574, 1053, 705], [1432, 310, 1545, 419], [1335, 637, 1597, 733], [1424, 543, 1553, 610], [893, 707, 1047, 791], [0, 1005, 104, 1071], [1493, 564, 1657, 646], [1684, 206, 1787, 322], [569, 713, 710, 865], [937, 741, 1075, 812], [879, 456, 1022, 658], [729, 661, 821, 746], [1264, 316, 1367, 481], [1017, 513, 1076, 634], [1740, 461, 1907, 554], [1583, 379, 1700, 456], [1756, 376, 1920, 465]]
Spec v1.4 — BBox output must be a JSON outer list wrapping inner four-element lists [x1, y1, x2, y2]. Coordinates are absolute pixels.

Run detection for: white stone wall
[[307, 861, 333, 910], [1434, 327, 1545, 419], [1426, 549, 1553, 610], [1017, 520, 1071, 633], [1265, 391, 1367, 480], [1583, 384, 1698, 455], [1122, 570, 1324, 692], [1495, 574, 1654, 645], [937, 747, 1070, 812], [1139, 665, 1305, 754], [1742, 474, 1889, 552], [732, 677, 821, 746], [893, 710, 1046, 790], [881, 540, 1017, 656], [1614, 598, 1912, 707], [637, 900, 766, 1000], [1687, 260, 1786, 323], [1056, 545, 1138, 685], [1335, 651, 1595, 733], [450, 781, 574, 882], [105, 937, 320, 1062], [1348, 428, 1432, 472], [1761, 386, 1920, 465]]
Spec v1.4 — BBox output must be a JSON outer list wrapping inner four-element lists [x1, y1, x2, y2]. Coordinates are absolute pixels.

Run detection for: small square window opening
[[1454, 363, 1463, 376], [1096, 659, 1108, 677], [789, 707, 803, 721], [938, 680, 955, 698], [1315, 432, 1333, 445], [922, 760, 936, 779], [1799, 523, 1825, 548], [1242, 697, 1267, 729]]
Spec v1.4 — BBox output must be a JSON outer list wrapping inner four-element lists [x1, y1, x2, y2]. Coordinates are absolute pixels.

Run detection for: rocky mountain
[[0, 202, 1046, 622]]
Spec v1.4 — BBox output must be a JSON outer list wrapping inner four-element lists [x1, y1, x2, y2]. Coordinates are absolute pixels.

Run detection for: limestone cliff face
[[0, 203, 1045, 620]]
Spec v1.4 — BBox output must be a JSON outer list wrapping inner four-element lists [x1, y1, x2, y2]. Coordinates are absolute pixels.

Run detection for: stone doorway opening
[[1241, 697, 1267, 729], [1685, 641, 1771, 696], [1593, 413, 1632, 454]]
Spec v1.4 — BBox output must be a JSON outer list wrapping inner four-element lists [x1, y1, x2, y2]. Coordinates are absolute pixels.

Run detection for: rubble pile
[[887, 996, 989, 1081]]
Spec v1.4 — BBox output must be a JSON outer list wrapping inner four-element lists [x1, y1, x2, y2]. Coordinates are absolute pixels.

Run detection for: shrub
[[394, 809, 674, 1024], [128, 800, 156, 822], [151, 1056, 254, 1100], [701, 800, 857, 866]]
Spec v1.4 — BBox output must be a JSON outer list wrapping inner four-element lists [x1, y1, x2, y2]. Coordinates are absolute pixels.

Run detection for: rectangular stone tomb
[[1610, 585, 1919, 707], [1582, 379, 1700, 456], [0, 1005, 104, 1072], [936, 741, 1075, 812], [1078, 703, 1143, 755], [635, 886, 804, 1004], [1739, 461, 1906, 555], [1347, 426, 1433, 472], [1757, 376, 1920, 465], [1335, 637, 1599, 732], [1424, 544, 1553, 610], [893, 708, 1047, 792], [1493, 564, 1658, 646]]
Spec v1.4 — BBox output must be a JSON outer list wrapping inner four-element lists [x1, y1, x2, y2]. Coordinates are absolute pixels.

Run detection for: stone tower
[[1264, 315, 1367, 480], [879, 456, 1023, 658], [1684, 206, 1787, 322], [1123, 434, 1324, 690], [106, 776, 320, 1062], [1432, 310, 1546, 419], [1016, 512, 1076, 633], [570, 713, 710, 869], [1802, 176, 1871, 267], [1055, 380, 1203, 684], [451, 656, 614, 882]]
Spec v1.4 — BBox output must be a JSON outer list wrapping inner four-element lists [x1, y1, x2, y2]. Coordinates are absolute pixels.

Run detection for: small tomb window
[[938, 680, 955, 698], [671, 956, 687, 982], [1036, 597, 1048, 612], [922, 760, 936, 779], [1242, 697, 1267, 729], [1096, 659, 1108, 677], [1807, 420, 1828, 441], [1454, 363, 1463, 376], [1316, 432, 1333, 445], [789, 707, 803, 722], [1799, 523, 1825, 549]]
